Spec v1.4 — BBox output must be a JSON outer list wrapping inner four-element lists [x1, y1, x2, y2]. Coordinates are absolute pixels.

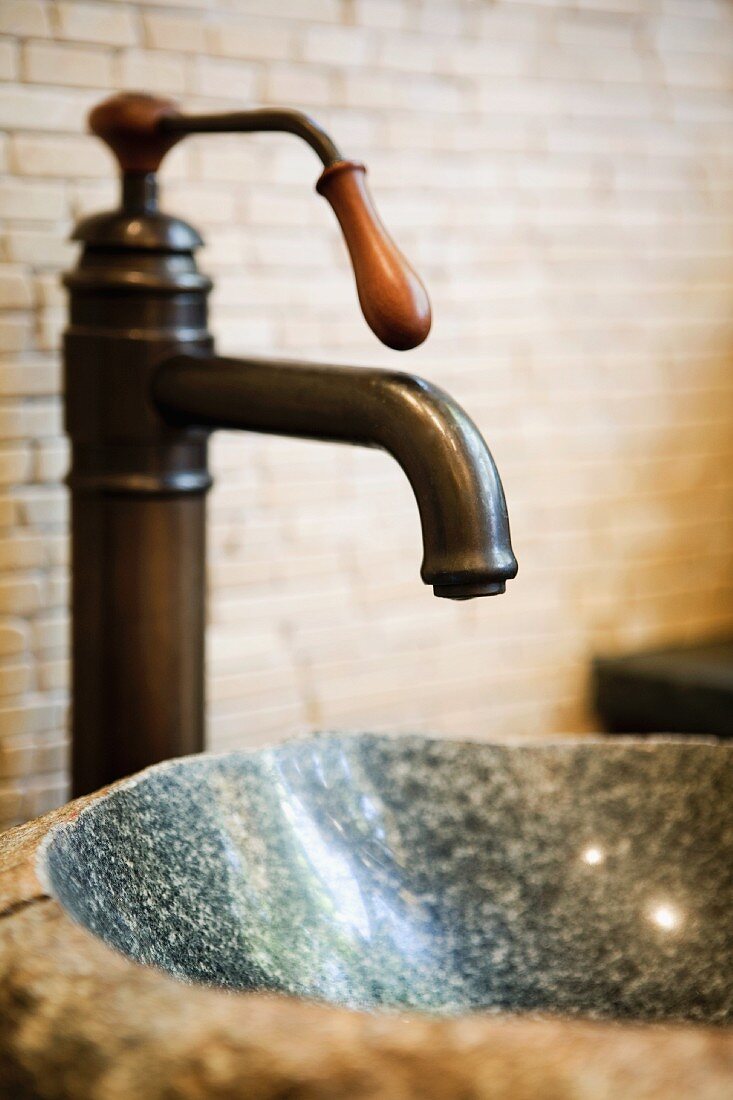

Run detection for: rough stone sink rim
[[1, 733, 732, 1100]]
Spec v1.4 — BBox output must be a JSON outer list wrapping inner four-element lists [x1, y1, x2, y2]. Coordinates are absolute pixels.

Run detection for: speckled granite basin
[[2, 734, 733, 1100], [40, 735, 733, 1022]]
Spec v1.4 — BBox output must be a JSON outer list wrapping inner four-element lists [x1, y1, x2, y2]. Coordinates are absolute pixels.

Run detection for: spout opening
[[433, 581, 506, 600]]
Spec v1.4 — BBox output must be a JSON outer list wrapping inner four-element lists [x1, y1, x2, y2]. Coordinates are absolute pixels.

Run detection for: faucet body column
[[64, 177, 212, 795]]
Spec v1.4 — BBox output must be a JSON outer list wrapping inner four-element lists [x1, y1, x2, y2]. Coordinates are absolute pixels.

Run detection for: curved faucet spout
[[153, 355, 518, 599]]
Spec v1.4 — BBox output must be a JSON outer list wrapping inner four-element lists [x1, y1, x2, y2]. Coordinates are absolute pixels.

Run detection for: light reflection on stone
[[648, 902, 683, 933]]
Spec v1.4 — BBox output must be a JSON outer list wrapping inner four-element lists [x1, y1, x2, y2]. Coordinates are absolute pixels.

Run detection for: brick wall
[[1, 0, 733, 826]]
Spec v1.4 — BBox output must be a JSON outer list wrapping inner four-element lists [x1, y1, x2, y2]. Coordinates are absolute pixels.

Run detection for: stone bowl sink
[[1, 734, 732, 1100]]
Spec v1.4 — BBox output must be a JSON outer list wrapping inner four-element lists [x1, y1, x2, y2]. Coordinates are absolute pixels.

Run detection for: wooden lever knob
[[89, 96, 431, 350], [89, 93, 183, 173], [316, 161, 431, 351]]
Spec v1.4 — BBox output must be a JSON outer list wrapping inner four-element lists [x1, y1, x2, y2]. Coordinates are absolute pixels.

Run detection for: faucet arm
[[153, 354, 517, 599], [161, 107, 342, 168]]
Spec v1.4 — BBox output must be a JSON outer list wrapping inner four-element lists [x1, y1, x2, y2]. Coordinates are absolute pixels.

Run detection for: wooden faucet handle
[[316, 161, 431, 351], [89, 96, 432, 350], [89, 93, 183, 173]]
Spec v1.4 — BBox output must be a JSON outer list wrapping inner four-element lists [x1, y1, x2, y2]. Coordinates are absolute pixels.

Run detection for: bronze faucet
[[65, 94, 517, 796]]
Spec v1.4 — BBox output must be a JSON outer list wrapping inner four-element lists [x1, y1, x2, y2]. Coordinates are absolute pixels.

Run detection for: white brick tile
[[192, 139, 264, 184], [477, 5, 551, 41], [143, 10, 204, 53], [657, 50, 733, 91], [233, 0, 341, 22], [0, 318, 32, 355], [0, 733, 35, 772], [416, 1, 469, 37], [0, 84, 98, 131], [164, 180, 237, 224], [0, 497, 17, 527], [0, 268, 33, 310], [0, 785, 23, 825], [38, 656, 66, 691], [45, 570, 68, 607], [377, 36, 438, 75], [0, 1, 50, 37], [0, 401, 61, 440], [0, 39, 19, 80], [536, 46, 649, 85], [34, 438, 68, 482], [650, 14, 733, 55], [265, 63, 333, 107], [29, 274, 62, 310], [575, 0, 648, 11], [4, 227, 76, 268], [553, 11, 641, 49], [35, 310, 63, 353], [55, 2, 137, 47], [0, 530, 47, 570], [10, 132, 110, 176], [188, 56, 260, 100], [445, 39, 532, 79], [32, 612, 67, 652], [341, 68, 398, 109], [0, 660, 32, 695], [22, 41, 114, 88], [24, 775, 68, 817], [207, 18, 293, 62], [0, 576, 42, 614], [117, 48, 186, 95], [0, 360, 58, 396], [348, 70, 465, 113], [16, 485, 67, 525], [0, 179, 67, 220], [247, 187, 317, 227], [0, 447, 32, 486], [352, 0, 408, 30], [302, 25, 374, 67], [33, 735, 67, 776], [661, 0, 733, 16], [68, 177, 117, 218], [0, 621, 29, 658]]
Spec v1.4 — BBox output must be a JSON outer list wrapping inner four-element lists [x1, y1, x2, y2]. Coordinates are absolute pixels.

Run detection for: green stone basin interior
[[40, 734, 732, 1022]]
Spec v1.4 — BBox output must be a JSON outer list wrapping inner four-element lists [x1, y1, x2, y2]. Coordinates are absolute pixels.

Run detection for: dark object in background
[[593, 637, 733, 737]]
